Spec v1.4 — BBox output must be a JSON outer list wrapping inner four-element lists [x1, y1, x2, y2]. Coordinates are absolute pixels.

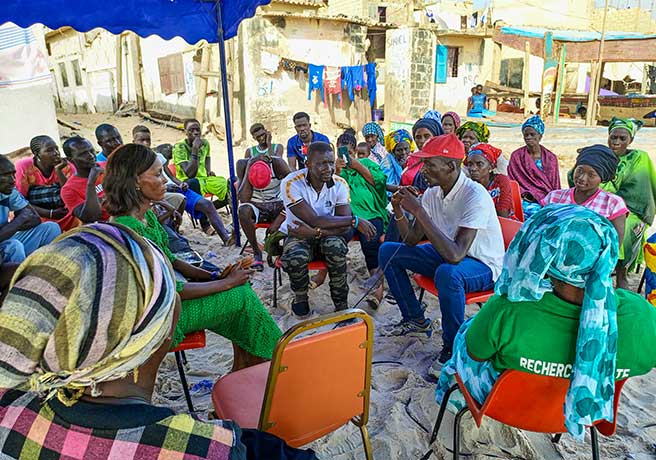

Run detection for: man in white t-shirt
[[379, 133, 504, 365], [280, 142, 354, 316]]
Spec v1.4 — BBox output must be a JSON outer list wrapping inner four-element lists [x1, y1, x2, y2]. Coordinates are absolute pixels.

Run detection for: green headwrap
[[608, 116, 643, 139]]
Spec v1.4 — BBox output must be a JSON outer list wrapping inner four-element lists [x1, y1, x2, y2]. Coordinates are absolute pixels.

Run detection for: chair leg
[[638, 270, 646, 294], [181, 350, 188, 366], [452, 406, 469, 460], [175, 351, 195, 413], [590, 426, 600, 460], [273, 267, 278, 309], [418, 288, 425, 305], [429, 383, 459, 445], [358, 424, 373, 460]]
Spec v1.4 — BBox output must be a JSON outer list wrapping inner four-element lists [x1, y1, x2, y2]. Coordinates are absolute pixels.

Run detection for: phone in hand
[[337, 145, 351, 167]]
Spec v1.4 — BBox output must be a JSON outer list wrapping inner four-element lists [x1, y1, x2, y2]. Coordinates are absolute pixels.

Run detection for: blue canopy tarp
[[0, 0, 268, 42], [1, 0, 272, 245]]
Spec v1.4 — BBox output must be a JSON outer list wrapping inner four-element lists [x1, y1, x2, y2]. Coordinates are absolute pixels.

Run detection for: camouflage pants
[[280, 236, 349, 309]]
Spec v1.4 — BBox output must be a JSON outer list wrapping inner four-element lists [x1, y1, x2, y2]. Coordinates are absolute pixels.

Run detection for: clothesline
[[260, 52, 378, 108]]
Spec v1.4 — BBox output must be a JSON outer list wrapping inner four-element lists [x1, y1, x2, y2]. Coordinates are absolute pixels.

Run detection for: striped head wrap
[[362, 122, 385, 144], [456, 121, 490, 143], [0, 223, 177, 405], [522, 115, 545, 135], [495, 204, 619, 439], [608, 116, 643, 139], [384, 129, 416, 154], [423, 110, 442, 124], [442, 111, 461, 129]]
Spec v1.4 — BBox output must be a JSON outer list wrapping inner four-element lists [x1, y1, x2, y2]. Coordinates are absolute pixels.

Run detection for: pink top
[[541, 188, 629, 221]]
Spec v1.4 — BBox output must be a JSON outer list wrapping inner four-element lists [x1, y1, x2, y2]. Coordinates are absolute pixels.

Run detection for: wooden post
[[585, 60, 598, 126], [127, 33, 146, 111], [553, 44, 566, 124], [195, 44, 211, 123], [523, 41, 531, 116], [115, 34, 123, 108], [586, 0, 609, 126]]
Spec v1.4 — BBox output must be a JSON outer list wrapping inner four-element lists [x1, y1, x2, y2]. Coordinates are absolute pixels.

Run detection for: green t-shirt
[[466, 290, 656, 380], [339, 158, 389, 228], [172, 139, 211, 181]]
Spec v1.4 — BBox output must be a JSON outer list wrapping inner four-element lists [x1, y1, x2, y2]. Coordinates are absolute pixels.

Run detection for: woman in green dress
[[103, 143, 282, 371], [604, 117, 656, 289]]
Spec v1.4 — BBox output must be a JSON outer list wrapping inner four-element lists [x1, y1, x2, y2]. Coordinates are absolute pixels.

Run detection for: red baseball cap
[[413, 133, 465, 160], [247, 160, 272, 189]]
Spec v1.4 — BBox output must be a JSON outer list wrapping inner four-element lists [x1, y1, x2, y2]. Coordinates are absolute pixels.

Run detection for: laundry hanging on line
[[307, 64, 324, 102], [323, 66, 342, 107]]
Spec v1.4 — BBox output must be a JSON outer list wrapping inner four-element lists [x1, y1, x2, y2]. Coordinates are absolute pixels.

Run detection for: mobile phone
[[337, 145, 351, 166]]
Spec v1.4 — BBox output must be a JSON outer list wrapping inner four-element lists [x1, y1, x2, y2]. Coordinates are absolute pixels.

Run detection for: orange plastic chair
[[168, 162, 177, 177], [211, 309, 374, 459], [414, 217, 523, 307], [509, 180, 525, 222], [424, 370, 627, 460], [239, 222, 271, 255], [272, 256, 327, 309], [169, 330, 206, 413]]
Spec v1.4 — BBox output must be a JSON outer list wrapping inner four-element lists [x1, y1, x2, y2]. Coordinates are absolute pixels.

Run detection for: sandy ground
[[57, 113, 656, 460]]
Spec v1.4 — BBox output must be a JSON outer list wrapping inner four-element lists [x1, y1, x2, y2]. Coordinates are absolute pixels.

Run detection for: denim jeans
[[0, 222, 61, 263], [379, 242, 494, 349], [353, 217, 385, 271]]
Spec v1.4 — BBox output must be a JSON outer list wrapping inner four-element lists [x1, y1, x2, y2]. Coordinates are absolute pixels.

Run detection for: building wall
[[430, 36, 496, 116], [0, 24, 59, 154], [491, 0, 592, 29], [591, 5, 656, 33], [325, 0, 365, 18], [240, 16, 371, 141]]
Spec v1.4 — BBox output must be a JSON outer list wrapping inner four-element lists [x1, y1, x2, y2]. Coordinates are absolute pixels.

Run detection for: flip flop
[[365, 296, 380, 310], [251, 260, 265, 272]]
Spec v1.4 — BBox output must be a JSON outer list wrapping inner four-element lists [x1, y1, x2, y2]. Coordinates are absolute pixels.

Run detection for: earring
[[136, 186, 141, 191]]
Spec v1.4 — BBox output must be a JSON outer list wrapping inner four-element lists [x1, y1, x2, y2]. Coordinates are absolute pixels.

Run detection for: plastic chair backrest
[[509, 180, 524, 222], [456, 370, 626, 435], [259, 310, 373, 447], [498, 216, 523, 250], [168, 162, 177, 177]]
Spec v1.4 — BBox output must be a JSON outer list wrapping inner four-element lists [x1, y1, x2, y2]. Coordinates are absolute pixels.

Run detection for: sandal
[[251, 260, 265, 272], [202, 226, 217, 236], [365, 296, 380, 310]]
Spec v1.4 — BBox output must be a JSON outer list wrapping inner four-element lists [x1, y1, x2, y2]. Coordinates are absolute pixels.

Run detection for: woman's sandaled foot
[[309, 271, 327, 290]]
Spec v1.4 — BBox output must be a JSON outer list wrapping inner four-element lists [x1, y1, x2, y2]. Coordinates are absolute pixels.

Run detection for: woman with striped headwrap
[[362, 121, 403, 189], [0, 224, 317, 460], [436, 205, 656, 440], [13, 135, 78, 231], [603, 117, 656, 289], [103, 144, 282, 372]]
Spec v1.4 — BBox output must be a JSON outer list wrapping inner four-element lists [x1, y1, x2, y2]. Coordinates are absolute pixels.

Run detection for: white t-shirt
[[280, 168, 350, 235], [421, 171, 505, 280]]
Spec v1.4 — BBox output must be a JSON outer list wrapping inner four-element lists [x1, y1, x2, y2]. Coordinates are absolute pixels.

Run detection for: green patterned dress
[[113, 211, 281, 358]]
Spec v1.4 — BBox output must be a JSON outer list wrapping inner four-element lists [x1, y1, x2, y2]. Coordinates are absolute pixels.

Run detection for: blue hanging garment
[[365, 63, 377, 107], [308, 64, 325, 102], [342, 65, 365, 101]]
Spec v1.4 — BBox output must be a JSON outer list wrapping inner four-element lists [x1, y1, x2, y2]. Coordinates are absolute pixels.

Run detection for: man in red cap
[[378, 133, 504, 367], [236, 154, 290, 270]]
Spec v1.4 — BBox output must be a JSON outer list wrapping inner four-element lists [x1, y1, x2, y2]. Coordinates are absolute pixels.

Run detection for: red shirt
[[60, 166, 110, 222], [487, 173, 513, 216]]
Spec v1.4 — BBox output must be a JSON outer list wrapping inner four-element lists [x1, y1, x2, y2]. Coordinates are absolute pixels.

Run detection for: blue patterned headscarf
[[496, 204, 619, 439], [362, 122, 385, 144], [522, 115, 545, 135], [423, 110, 442, 124]]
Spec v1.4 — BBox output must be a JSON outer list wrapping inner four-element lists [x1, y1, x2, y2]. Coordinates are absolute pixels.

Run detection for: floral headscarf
[[384, 129, 416, 154], [362, 122, 385, 144], [496, 204, 619, 439], [442, 111, 461, 129], [465, 143, 502, 168], [608, 116, 643, 139], [522, 115, 545, 136], [456, 121, 490, 143]]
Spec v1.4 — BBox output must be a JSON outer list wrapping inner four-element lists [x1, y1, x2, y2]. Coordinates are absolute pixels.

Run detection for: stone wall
[[591, 5, 656, 34], [240, 16, 372, 143]]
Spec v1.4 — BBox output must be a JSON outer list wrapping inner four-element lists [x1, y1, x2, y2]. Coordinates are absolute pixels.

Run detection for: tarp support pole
[[216, 0, 241, 246]]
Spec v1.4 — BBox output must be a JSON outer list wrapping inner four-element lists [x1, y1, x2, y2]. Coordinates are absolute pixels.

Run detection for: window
[[157, 53, 186, 95], [377, 6, 387, 23], [499, 58, 524, 89], [71, 59, 83, 86], [447, 47, 460, 78], [435, 45, 460, 83], [58, 62, 69, 88]]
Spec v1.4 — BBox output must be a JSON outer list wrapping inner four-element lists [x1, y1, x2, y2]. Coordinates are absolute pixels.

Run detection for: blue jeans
[[379, 242, 494, 349], [352, 217, 385, 271], [0, 222, 61, 263]]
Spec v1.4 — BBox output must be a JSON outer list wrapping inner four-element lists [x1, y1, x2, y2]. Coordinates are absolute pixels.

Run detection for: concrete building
[[0, 23, 59, 155]]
